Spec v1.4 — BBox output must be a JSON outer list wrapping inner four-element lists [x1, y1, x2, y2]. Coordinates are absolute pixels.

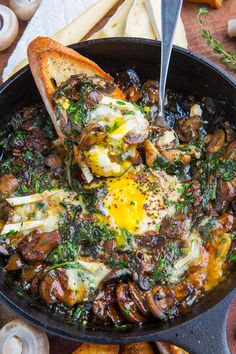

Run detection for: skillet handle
[[154, 290, 236, 354]]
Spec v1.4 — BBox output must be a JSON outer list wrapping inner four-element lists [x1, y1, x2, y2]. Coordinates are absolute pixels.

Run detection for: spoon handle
[[157, 0, 183, 125]]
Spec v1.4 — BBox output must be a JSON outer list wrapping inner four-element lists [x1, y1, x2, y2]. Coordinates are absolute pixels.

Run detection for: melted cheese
[[1, 189, 83, 235], [66, 260, 110, 302], [204, 230, 232, 291]]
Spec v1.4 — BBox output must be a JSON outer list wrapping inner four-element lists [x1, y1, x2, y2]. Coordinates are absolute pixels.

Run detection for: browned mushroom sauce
[[0, 69, 235, 328]]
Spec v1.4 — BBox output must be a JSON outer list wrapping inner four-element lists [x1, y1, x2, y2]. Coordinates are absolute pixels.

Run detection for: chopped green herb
[[34, 179, 40, 193], [21, 184, 29, 193], [7, 230, 18, 236], [123, 308, 130, 316], [36, 202, 46, 210], [104, 125, 111, 133], [116, 100, 126, 106], [22, 150, 33, 160], [228, 254, 236, 263], [107, 258, 128, 268], [197, 7, 236, 71]]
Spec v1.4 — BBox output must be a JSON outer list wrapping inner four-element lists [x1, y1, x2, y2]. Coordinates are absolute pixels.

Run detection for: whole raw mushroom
[[10, 0, 41, 21], [228, 19, 236, 38], [0, 5, 19, 51], [0, 319, 49, 354]]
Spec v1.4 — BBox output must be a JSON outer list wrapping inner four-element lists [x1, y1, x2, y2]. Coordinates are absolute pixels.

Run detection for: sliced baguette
[[27, 36, 124, 140]]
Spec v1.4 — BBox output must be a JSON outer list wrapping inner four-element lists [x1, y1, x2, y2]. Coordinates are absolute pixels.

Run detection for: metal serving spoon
[[146, 0, 183, 127], [157, 0, 183, 126]]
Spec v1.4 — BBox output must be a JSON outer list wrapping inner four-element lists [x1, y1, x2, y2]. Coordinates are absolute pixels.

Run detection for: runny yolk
[[102, 177, 145, 234]]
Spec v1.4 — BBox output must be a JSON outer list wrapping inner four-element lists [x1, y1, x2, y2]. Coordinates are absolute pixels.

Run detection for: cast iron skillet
[[0, 38, 236, 354]]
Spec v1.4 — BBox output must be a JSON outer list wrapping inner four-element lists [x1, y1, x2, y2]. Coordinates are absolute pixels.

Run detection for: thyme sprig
[[197, 7, 236, 71]]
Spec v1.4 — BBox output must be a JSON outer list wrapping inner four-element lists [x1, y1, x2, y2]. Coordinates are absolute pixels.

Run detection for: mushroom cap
[[0, 5, 19, 52], [9, 0, 41, 22], [0, 319, 49, 354]]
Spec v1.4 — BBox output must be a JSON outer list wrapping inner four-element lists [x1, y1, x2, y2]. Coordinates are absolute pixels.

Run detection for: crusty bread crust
[[27, 36, 124, 140]]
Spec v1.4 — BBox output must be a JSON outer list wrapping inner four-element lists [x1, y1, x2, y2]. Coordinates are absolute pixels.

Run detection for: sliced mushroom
[[116, 283, 147, 324], [218, 212, 236, 232], [124, 132, 147, 145], [175, 116, 203, 142], [141, 80, 159, 105], [162, 149, 191, 165], [73, 145, 94, 183], [146, 286, 177, 321], [93, 286, 118, 323], [114, 68, 141, 100], [216, 178, 236, 213], [146, 290, 166, 320], [18, 230, 61, 262], [225, 141, 236, 159], [144, 139, 159, 167], [39, 269, 79, 307], [5, 253, 23, 271], [107, 304, 125, 324], [0, 198, 14, 233], [20, 263, 44, 286], [44, 153, 63, 169], [9, 0, 40, 21], [159, 216, 186, 240], [0, 319, 49, 354], [128, 281, 150, 316], [205, 129, 225, 153], [101, 268, 132, 285], [79, 123, 107, 150], [156, 128, 177, 149], [224, 122, 235, 143], [0, 174, 19, 196], [92, 288, 111, 322], [0, 5, 19, 51], [0, 245, 9, 256], [124, 84, 142, 102]]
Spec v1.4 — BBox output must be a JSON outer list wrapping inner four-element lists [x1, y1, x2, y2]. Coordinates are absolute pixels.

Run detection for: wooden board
[[182, 0, 236, 77], [0, 0, 235, 353]]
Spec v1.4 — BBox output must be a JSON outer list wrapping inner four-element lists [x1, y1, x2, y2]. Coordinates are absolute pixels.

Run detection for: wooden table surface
[[0, 0, 235, 353]]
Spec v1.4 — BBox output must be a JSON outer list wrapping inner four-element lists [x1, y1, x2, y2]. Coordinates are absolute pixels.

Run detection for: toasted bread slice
[[72, 343, 120, 354], [27, 36, 124, 140], [121, 342, 155, 354]]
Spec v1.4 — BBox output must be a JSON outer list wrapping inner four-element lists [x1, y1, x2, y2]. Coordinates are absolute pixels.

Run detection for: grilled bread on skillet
[[27, 36, 124, 141]]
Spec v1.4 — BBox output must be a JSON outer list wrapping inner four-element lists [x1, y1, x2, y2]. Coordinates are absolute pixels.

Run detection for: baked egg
[[83, 96, 149, 178], [85, 165, 183, 246]]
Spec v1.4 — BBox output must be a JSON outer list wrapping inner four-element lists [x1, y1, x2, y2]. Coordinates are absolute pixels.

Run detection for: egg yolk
[[101, 177, 145, 234]]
